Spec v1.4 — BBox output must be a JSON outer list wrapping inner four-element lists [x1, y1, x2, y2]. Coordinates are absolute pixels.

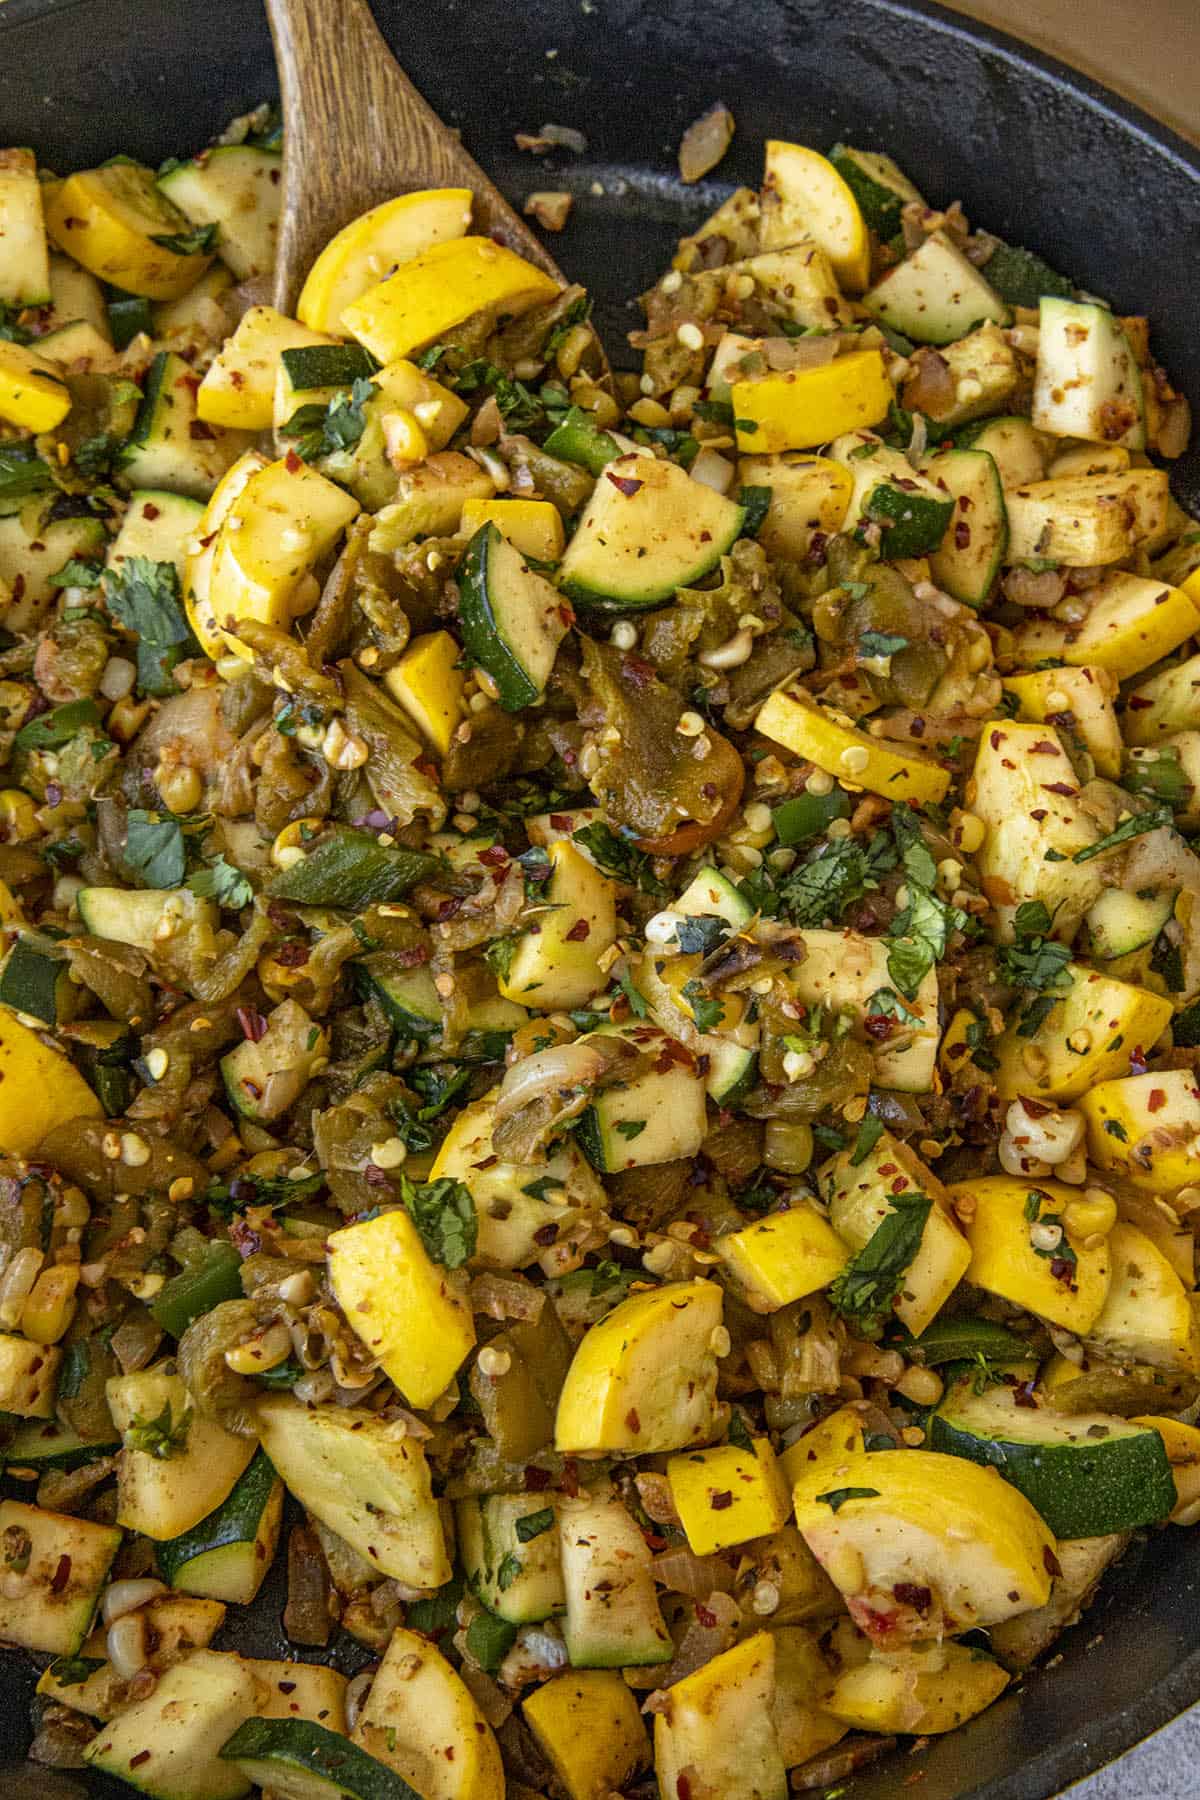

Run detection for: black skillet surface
[[1, 1, 1200, 1793]]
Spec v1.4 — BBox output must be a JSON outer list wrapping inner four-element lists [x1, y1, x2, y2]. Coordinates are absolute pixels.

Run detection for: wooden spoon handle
[[266, 0, 562, 312]]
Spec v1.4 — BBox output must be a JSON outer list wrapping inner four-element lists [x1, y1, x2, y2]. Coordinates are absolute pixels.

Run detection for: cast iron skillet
[[1, 1, 1200, 1794]]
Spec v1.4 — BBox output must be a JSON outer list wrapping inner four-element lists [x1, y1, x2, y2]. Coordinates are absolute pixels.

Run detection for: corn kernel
[[20, 1263, 80, 1344]]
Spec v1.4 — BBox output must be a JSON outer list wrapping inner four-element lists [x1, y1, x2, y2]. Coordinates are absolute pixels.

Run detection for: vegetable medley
[[0, 105, 1199, 1800]]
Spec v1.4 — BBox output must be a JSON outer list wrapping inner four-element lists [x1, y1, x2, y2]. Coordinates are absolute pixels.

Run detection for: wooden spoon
[[265, 0, 564, 314]]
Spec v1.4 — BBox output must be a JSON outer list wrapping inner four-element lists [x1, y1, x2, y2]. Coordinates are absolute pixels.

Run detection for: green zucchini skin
[[157, 1449, 281, 1598], [280, 344, 377, 392], [220, 1715, 424, 1800], [458, 523, 540, 710], [929, 1378, 1177, 1538], [457, 522, 568, 712]]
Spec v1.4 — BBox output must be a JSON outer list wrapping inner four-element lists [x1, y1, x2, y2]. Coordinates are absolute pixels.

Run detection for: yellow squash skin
[[522, 1670, 650, 1800], [667, 1436, 791, 1554], [297, 187, 474, 334], [0, 1009, 101, 1153], [654, 1633, 787, 1800], [954, 1174, 1111, 1334], [715, 1204, 848, 1312], [821, 1642, 1009, 1735], [0, 342, 71, 433], [327, 1209, 476, 1409], [732, 349, 892, 453], [1080, 1069, 1200, 1194], [994, 965, 1172, 1103], [757, 686, 951, 805], [46, 163, 213, 299], [459, 496, 565, 560], [341, 235, 559, 362], [382, 630, 467, 755], [555, 1278, 725, 1454], [1088, 1221, 1200, 1372], [791, 1449, 1055, 1637]]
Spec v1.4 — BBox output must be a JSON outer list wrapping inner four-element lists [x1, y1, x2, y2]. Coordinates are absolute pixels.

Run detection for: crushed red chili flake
[[49, 1554, 71, 1594], [893, 1582, 932, 1612], [285, 448, 304, 473], [524, 1465, 552, 1492], [1044, 1546, 1063, 1579], [695, 1602, 719, 1627], [564, 918, 591, 941], [709, 1490, 733, 1510], [532, 1223, 559, 1246], [625, 1407, 641, 1434], [606, 472, 643, 496], [236, 1007, 269, 1043], [1130, 1045, 1149, 1076], [1147, 1087, 1166, 1112]]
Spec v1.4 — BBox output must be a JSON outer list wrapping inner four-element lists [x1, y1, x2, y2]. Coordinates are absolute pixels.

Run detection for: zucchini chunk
[[929, 1375, 1176, 1537], [1004, 467, 1168, 566], [923, 446, 1008, 605], [555, 1278, 725, 1453], [123, 349, 251, 498], [791, 1448, 1055, 1637], [199, 305, 332, 432], [954, 413, 1049, 487], [863, 231, 1010, 344], [46, 160, 214, 300], [969, 720, 1104, 938], [574, 1021, 709, 1171], [352, 1627, 503, 1800], [830, 432, 955, 558], [157, 1451, 284, 1605], [39, 1593, 227, 1721], [558, 1492, 673, 1667], [0, 1497, 120, 1654], [220, 998, 330, 1124], [157, 145, 282, 282], [458, 521, 570, 710], [499, 840, 618, 1011], [1032, 296, 1145, 449], [735, 452, 853, 560], [1010, 571, 1200, 682], [84, 1649, 259, 1800], [221, 1717, 414, 1800], [456, 1492, 566, 1623], [828, 144, 925, 236], [255, 1397, 450, 1587], [654, 1633, 787, 1800], [784, 928, 941, 1091], [559, 451, 744, 608]]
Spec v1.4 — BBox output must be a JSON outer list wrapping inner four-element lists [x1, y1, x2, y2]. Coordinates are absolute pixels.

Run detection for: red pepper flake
[[864, 1013, 896, 1041], [565, 918, 590, 941], [625, 1407, 641, 1434], [1041, 782, 1078, 797], [1013, 1379, 1039, 1408], [620, 652, 657, 690], [477, 844, 509, 867], [130, 1752, 152, 1769], [285, 448, 304, 474], [413, 755, 439, 781], [1049, 1256, 1076, 1285], [1130, 1044, 1149, 1076], [709, 1490, 733, 1510], [1128, 695, 1152, 710], [189, 419, 215, 441], [532, 1222, 559, 1246], [395, 944, 431, 968], [274, 939, 311, 968], [141, 502, 160, 521], [49, 1554, 71, 1594], [892, 1581, 932, 1612], [560, 1456, 580, 1498], [954, 521, 971, 549], [524, 1464, 552, 1492], [990, 730, 1005, 750], [549, 813, 575, 830], [236, 1006, 269, 1043], [1030, 740, 1060, 756], [277, 1681, 297, 1695], [558, 603, 576, 628], [606, 472, 643, 497], [678, 1778, 692, 1800], [696, 1602, 719, 1627], [1147, 1087, 1166, 1112], [701, 781, 718, 801], [436, 897, 464, 921], [1029, 808, 1048, 822], [1044, 1546, 1063, 1579]]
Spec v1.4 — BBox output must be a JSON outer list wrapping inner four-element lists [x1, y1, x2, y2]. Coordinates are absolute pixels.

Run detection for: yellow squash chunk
[[779, 1404, 869, 1492], [38, 1594, 227, 1721], [1011, 571, 1200, 682], [761, 140, 870, 289], [825, 1131, 971, 1337], [1003, 664, 1122, 779], [353, 1627, 503, 1800], [249, 1659, 347, 1732], [183, 450, 270, 659], [342, 235, 559, 362], [498, 839, 618, 1009], [1080, 1068, 1200, 1194], [370, 451, 496, 547], [939, 1006, 993, 1083], [1132, 1415, 1200, 1524], [0, 1008, 101, 1154], [108, 1365, 256, 1540], [555, 1278, 725, 1454], [460, 495, 565, 560], [1004, 468, 1168, 567], [667, 1436, 791, 1554], [654, 1633, 787, 1800], [0, 1334, 61, 1416], [953, 1174, 1110, 1335], [772, 1625, 848, 1767], [0, 148, 50, 305], [994, 965, 1172, 1103], [371, 356, 468, 451], [783, 929, 940, 1092], [822, 1642, 1009, 1735], [198, 305, 332, 431], [522, 1670, 649, 1800], [757, 685, 949, 805], [969, 720, 1103, 936], [715, 1204, 848, 1313], [297, 187, 474, 334], [736, 453, 853, 561], [792, 1449, 1055, 1635], [1122, 653, 1200, 747], [1118, 1189, 1194, 1287], [0, 1499, 120, 1656], [45, 162, 212, 299], [209, 456, 360, 659], [429, 1085, 603, 1270], [732, 348, 892, 453], [382, 630, 467, 755], [328, 1208, 475, 1409], [1088, 1221, 1200, 1372], [256, 1397, 449, 1586], [0, 341, 71, 432]]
